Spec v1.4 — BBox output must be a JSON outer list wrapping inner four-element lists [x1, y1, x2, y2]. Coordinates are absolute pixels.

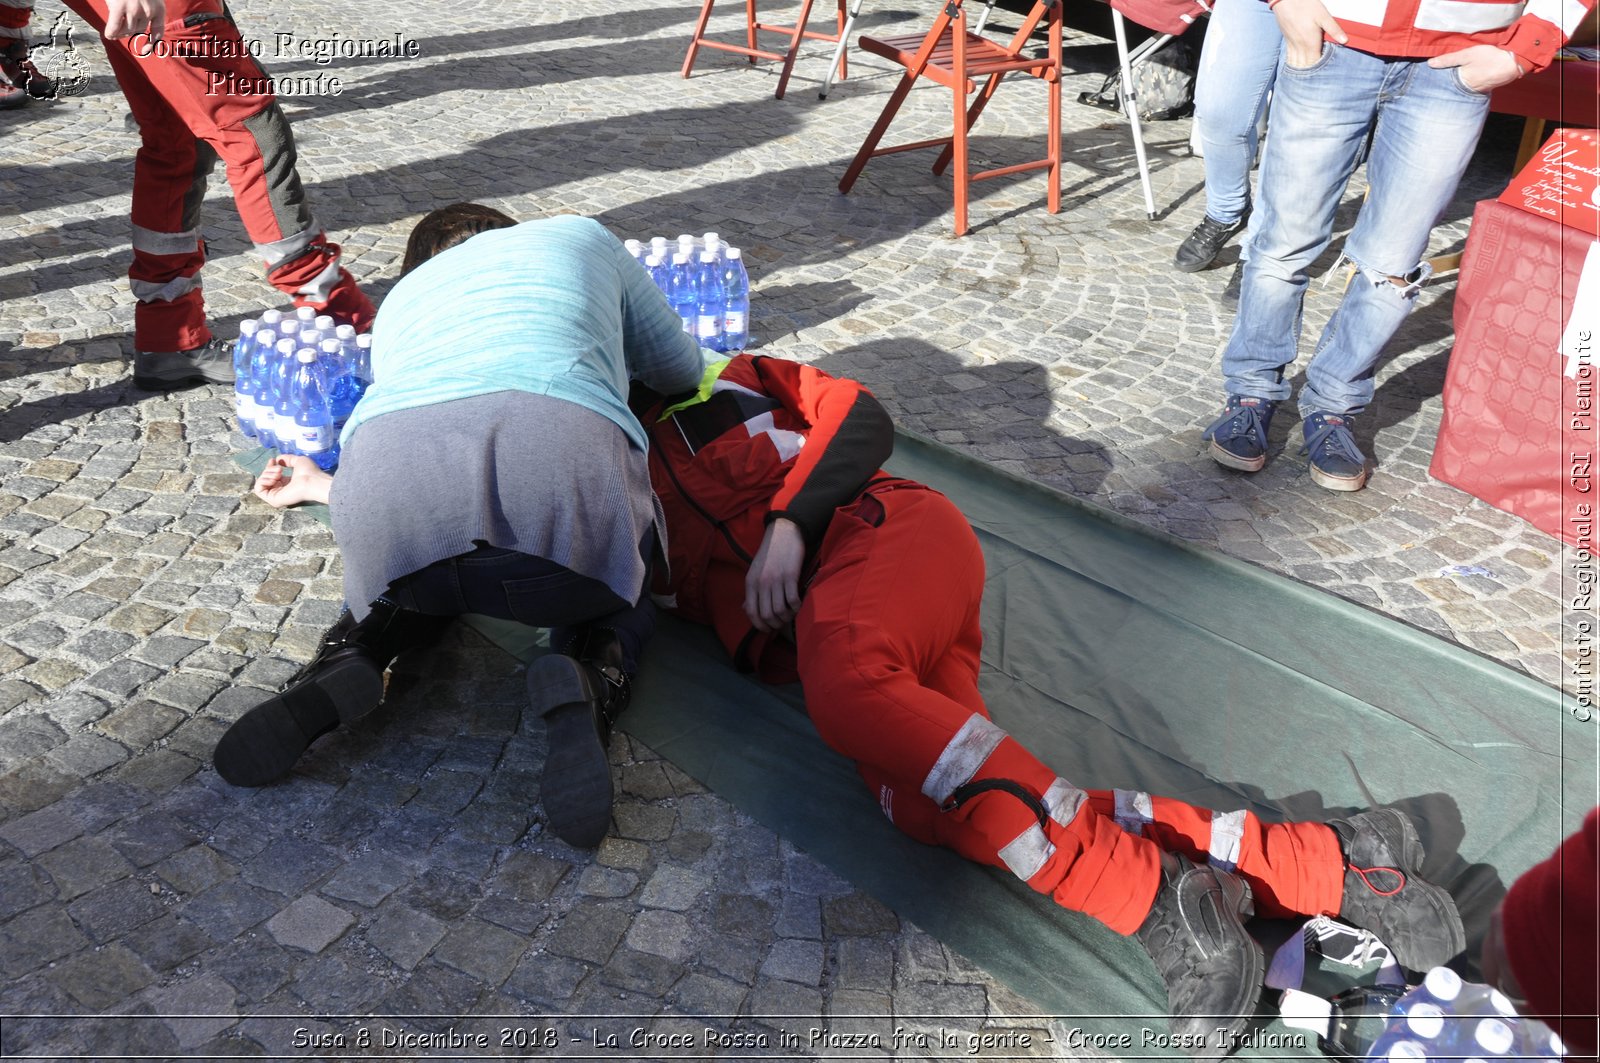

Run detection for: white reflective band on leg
[[254, 223, 318, 267], [998, 823, 1057, 882], [130, 273, 202, 303], [1042, 778, 1087, 828], [1209, 809, 1247, 873], [131, 224, 202, 257], [878, 784, 894, 823], [1525, 0, 1586, 32], [1414, 0, 1523, 29], [295, 256, 343, 303], [1113, 789, 1154, 835], [921, 714, 1006, 804], [1321, 0, 1389, 24]]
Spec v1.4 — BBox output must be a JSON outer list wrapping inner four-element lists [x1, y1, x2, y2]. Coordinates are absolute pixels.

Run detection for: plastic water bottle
[[1368, 971, 1567, 1062], [703, 231, 721, 260], [694, 251, 725, 350], [645, 254, 670, 296], [270, 343, 308, 453], [1367, 1003, 1452, 1061], [289, 348, 337, 470], [353, 334, 374, 386], [232, 320, 260, 440], [624, 239, 645, 265], [279, 318, 302, 345], [294, 305, 317, 325], [249, 330, 281, 451], [667, 252, 696, 334], [650, 236, 669, 263], [259, 308, 284, 330], [720, 247, 751, 351], [676, 233, 696, 258], [314, 314, 334, 335], [318, 337, 357, 438]]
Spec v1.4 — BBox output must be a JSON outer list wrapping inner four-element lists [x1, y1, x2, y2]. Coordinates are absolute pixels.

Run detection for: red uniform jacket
[[639, 355, 896, 679], [1315, 0, 1595, 74]]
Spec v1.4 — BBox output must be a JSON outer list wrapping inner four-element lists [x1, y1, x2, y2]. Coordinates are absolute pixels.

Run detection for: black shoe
[[1202, 395, 1275, 473], [1175, 213, 1248, 273], [531, 630, 632, 848], [133, 337, 235, 390], [1220, 261, 1243, 311], [1135, 851, 1265, 1061], [212, 602, 448, 786], [1328, 809, 1466, 972]]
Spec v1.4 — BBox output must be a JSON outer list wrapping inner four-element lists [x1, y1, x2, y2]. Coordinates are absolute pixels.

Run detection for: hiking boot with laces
[[1301, 411, 1369, 492], [212, 601, 448, 787], [1202, 395, 1275, 472], [1175, 212, 1248, 273], [1135, 850, 1265, 1061], [531, 629, 633, 848], [133, 336, 236, 390], [1327, 808, 1466, 972]]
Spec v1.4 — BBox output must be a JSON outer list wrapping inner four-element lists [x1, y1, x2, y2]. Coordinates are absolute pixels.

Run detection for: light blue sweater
[[342, 215, 706, 450]]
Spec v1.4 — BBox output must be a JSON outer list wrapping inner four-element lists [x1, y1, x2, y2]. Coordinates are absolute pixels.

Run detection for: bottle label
[[298, 425, 332, 454], [724, 310, 747, 333], [696, 314, 721, 339], [679, 315, 694, 335]]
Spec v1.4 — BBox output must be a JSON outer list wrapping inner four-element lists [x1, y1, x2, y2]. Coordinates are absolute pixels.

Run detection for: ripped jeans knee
[[1350, 254, 1433, 300]]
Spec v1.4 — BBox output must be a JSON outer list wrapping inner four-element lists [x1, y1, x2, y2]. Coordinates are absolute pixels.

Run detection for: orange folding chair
[[682, 0, 851, 100], [837, 0, 1063, 236]]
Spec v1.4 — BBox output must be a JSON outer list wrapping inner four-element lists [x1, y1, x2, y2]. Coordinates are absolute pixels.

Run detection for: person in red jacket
[[1482, 807, 1599, 1059], [638, 354, 1467, 1058], [1201, 0, 1597, 491], [31, 0, 374, 388]]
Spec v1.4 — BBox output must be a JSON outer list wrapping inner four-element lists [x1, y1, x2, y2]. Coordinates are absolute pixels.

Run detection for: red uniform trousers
[[0, 0, 28, 42], [792, 485, 1345, 935], [62, 0, 373, 351]]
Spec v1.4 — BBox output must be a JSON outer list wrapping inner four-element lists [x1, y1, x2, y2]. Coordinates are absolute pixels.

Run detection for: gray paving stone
[[430, 918, 528, 985], [179, 879, 282, 943], [265, 894, 356, 953], [367, 904, 447, 971], [146, 974, 239, 1049], [318, 851, 412, 908], [240, 837, 342, 896], [0, 799, 87, 858], [65, 875, 167, 943], [503, 951, 589, 1008], [1, 904, 90, 979], [46, 943, 156, 1009], [34, 834, 135, 899], [546, 904, 631, 965]]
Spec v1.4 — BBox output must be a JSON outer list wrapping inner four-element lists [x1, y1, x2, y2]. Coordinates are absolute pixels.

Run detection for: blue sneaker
[[1301, 412, 1369, 492], [1202, 395, 1274, 472]]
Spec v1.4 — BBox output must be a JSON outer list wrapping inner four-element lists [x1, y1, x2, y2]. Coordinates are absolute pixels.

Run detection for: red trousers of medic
[[794, 485, 1347, 935], [61, 0, 374, 351]]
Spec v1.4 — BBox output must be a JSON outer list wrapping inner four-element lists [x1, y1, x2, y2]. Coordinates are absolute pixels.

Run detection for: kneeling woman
[[212, 203, 707, 849]]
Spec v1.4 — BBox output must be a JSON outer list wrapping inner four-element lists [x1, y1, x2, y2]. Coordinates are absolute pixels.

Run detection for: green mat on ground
[[235, 438, 1593, 1044]]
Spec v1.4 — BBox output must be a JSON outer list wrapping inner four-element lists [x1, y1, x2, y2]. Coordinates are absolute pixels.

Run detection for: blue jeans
[[1221, 44, 1490, 417], [384, 541, 656, 673], [1193, 0, 1281, 228]]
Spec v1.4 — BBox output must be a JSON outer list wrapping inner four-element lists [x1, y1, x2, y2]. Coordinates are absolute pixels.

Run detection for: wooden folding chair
[[837, 0, 1063, 236], [682, 0, 851, 100]]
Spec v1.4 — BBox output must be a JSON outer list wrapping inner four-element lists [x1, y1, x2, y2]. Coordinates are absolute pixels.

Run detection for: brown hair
[[400, 202, 517, 276]]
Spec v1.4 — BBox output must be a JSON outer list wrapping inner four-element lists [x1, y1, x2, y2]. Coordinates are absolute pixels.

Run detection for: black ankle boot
[[1135, 851, 1265, 1060], [529, 629, 632, 848], [212, 602, 449, 787], [1328, 808, 1465, 972]]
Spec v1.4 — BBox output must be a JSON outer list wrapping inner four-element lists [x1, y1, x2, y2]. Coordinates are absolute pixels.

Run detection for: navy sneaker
[[1301, 412, 1369, 492], [1202, 395, 1275, 472]]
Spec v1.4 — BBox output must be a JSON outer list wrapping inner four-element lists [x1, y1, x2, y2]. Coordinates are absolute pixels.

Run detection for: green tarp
[[236, 436, 1594, 1047]]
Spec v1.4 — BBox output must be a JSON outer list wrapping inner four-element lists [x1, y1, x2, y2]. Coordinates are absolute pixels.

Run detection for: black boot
[[1327, 808, 1466, 972], [212, 601, 449, 787], [529, 628, 632, 848], [1135, 851, 1265, 1061]]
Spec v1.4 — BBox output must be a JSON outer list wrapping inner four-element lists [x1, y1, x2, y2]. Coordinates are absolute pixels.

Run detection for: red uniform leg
[[62, 0, 373, 350]]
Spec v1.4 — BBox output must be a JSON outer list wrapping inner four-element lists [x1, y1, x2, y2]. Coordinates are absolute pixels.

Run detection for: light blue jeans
[[1221, 43, 1490, 417], [1193, 0, 1282, 227]]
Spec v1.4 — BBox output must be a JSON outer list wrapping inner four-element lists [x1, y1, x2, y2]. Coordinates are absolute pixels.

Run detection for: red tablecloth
[[1490, 59, 1599, 128], [1430, 198, 1597, 546]]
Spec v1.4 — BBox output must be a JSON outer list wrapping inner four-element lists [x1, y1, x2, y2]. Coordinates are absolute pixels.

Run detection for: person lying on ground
[[635, 352, 1467, 1058], [213, 202, 705, 850]]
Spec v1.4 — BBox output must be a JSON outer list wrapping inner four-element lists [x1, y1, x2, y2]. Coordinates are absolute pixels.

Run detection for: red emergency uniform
[[61, 0, 374, 351], [643, 355, 1345, 935]]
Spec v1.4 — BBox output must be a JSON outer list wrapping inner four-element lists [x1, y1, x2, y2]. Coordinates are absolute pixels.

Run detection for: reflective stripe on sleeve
[[1042, 777, 1087, 828], [998, 823, 1057, 882], [131, 273, 202, 303], [1113, 789, 1154, 835], [1414, 0, 1524, 30], [131, 224, 202, 257], [921, 714, 1005, 805], [1320, 0, 1390, 24], [1208, 809, 1247, 872], [1523, 0, 1587, 32]]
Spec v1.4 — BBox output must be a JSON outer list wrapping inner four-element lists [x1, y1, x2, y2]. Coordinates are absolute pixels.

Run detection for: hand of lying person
[[253, 454, 333, 509], [744, 518, 806, 633], [1273, 0, 1347, 68], [1428, 45, 1523, 93], [104, 0, 165, 41]]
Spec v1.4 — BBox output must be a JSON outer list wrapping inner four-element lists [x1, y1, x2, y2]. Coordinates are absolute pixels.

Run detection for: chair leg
[[774, 0, 817, 99], [952, 19, 971, 236], [747, 0, 759, 61], [839, 68, 922, 193], [934, 72, 1005, 176], [682, 0, 720, 79], [835, 0, 848, 81], [1046, 1, 1061, 214]]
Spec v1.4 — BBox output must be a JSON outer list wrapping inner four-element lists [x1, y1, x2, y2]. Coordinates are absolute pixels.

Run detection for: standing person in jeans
[[34, 0, 374, 387], [212, 203, 707, 851], [1173, 0, 1292, 303], [1201, 0, 1593, 491]]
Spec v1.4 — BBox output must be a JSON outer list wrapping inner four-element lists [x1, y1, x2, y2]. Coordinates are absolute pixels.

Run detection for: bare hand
[[104, 0, 165, 42], [744, 518, 806, 632], [1428, 45, 1522, 93], [1273, 0, 1348, 68], [253, 454, 333, 509]]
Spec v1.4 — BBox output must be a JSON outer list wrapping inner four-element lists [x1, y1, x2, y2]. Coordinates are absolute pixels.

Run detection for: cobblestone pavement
[[0, 0, 1581, 1057]]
